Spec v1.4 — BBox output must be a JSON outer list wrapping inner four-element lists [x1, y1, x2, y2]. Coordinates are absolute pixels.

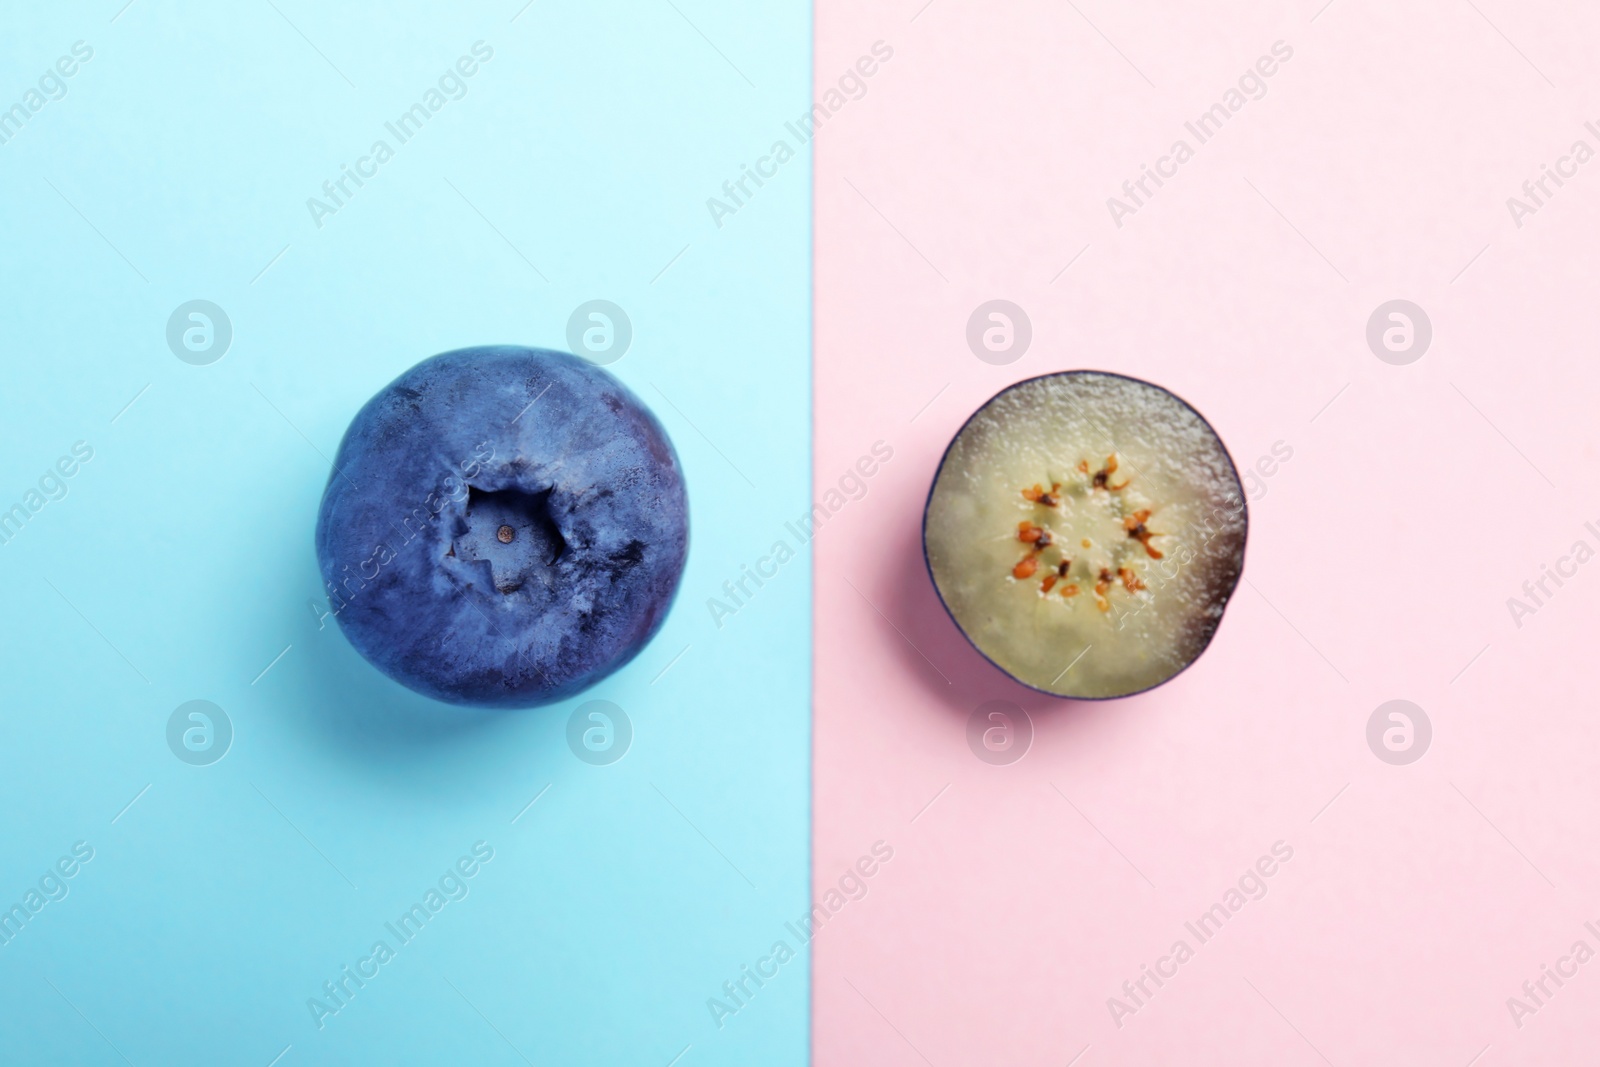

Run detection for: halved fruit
[[922, 371, 1246, 699]]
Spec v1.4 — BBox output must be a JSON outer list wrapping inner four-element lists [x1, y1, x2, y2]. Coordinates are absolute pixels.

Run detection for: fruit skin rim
[[919, 368, 1251, 703]]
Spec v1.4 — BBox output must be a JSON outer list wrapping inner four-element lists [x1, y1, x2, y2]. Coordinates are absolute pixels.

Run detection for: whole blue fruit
[[315, 346, 688, 707]]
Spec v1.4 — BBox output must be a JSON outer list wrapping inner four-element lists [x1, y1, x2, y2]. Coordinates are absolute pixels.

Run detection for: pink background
[[813, 1, 1600, 1063]]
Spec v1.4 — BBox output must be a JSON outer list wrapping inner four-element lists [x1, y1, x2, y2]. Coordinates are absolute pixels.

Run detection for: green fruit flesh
[[924, 372, 1246, 699]]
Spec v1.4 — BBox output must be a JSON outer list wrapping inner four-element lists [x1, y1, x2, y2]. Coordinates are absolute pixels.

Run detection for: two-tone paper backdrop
[[0, 2, 809, 1065], [814, 1, 1600, 1065], [4, 0, 1599, 1064]]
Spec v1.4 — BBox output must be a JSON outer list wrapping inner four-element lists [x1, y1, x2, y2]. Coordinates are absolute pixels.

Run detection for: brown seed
[[497, 525, 515, 544]]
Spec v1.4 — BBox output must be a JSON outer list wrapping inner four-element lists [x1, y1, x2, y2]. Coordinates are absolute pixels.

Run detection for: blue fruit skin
[[315, 346, 688, 708]]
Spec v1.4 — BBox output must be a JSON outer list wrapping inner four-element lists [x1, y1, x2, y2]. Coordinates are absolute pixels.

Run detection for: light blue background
[[0, 2, 811, 1064]]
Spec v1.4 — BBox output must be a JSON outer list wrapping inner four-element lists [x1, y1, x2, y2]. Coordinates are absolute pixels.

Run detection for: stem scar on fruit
[[497, 524, 516, 544]]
